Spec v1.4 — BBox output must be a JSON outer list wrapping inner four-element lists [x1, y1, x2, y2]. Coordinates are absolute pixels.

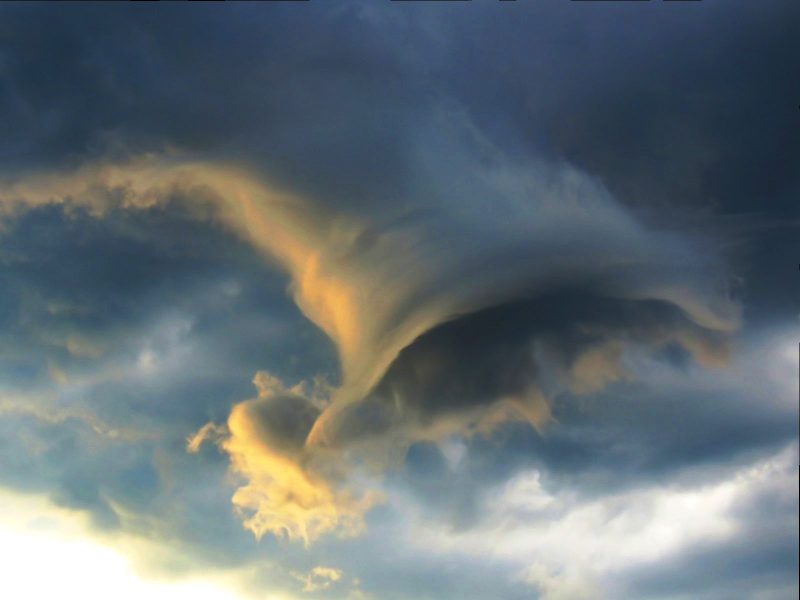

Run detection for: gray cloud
[[0, 2, 797, 599]]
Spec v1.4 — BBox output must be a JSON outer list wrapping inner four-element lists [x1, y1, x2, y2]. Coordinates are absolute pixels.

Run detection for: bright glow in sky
[[0, 491, 256, 600]]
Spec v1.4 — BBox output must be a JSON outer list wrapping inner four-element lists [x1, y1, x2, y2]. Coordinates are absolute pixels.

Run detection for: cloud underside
[[1, 144, 739, 544]]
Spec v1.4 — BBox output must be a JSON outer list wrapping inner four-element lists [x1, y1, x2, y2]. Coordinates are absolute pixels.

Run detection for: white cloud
[[404, 442, 799, 598]]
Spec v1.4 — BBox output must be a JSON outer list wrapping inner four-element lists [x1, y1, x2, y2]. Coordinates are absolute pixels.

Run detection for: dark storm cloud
[[426, 0, 800, 323], [416, 0, 799, 213], [0, 1, 796, 599], [2, 0, 794, 332], [2, 1, 797, 226], [327, 291, 730, 448], [386, 322, 797, 540], [0, 1, 429, 209], [0, 102, 742, 552], [3, 1, 798, 201]]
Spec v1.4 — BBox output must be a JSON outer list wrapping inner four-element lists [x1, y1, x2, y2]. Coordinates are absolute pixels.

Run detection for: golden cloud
[[2, 155, 741, 544]]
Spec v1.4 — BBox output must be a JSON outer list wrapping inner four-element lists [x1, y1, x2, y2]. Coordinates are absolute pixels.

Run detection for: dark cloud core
[[330, 291, 729, 449]]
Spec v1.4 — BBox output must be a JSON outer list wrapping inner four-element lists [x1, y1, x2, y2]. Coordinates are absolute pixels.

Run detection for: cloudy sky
[[0, 1, 798, 599]]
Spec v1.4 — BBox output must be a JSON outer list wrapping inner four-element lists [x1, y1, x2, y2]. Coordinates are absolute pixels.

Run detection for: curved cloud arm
[[1, 152, 740, 543]]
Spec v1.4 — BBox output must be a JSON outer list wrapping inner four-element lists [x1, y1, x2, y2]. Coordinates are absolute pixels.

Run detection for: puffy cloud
[[190, 372, 378, 545]]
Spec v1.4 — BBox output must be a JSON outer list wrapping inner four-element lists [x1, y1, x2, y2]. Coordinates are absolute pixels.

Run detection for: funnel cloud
[[0, 2, 796, 599]]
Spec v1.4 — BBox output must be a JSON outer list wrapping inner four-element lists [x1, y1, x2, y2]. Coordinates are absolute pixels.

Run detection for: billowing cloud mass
[[0, 1, 797, 599], [2, 129, 739, 543]]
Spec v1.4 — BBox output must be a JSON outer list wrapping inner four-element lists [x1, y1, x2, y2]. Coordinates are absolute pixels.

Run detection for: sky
[[0, 1, 797, 599]]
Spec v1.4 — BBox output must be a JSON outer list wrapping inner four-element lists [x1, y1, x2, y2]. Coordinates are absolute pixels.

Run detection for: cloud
[[0, 195, 332, 572], [291, 566, 344, 593], [191, 372, 378, 545], [401, 441, 799, 600], [1, 99, 742, 542], [0, 5, 794, 597]]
